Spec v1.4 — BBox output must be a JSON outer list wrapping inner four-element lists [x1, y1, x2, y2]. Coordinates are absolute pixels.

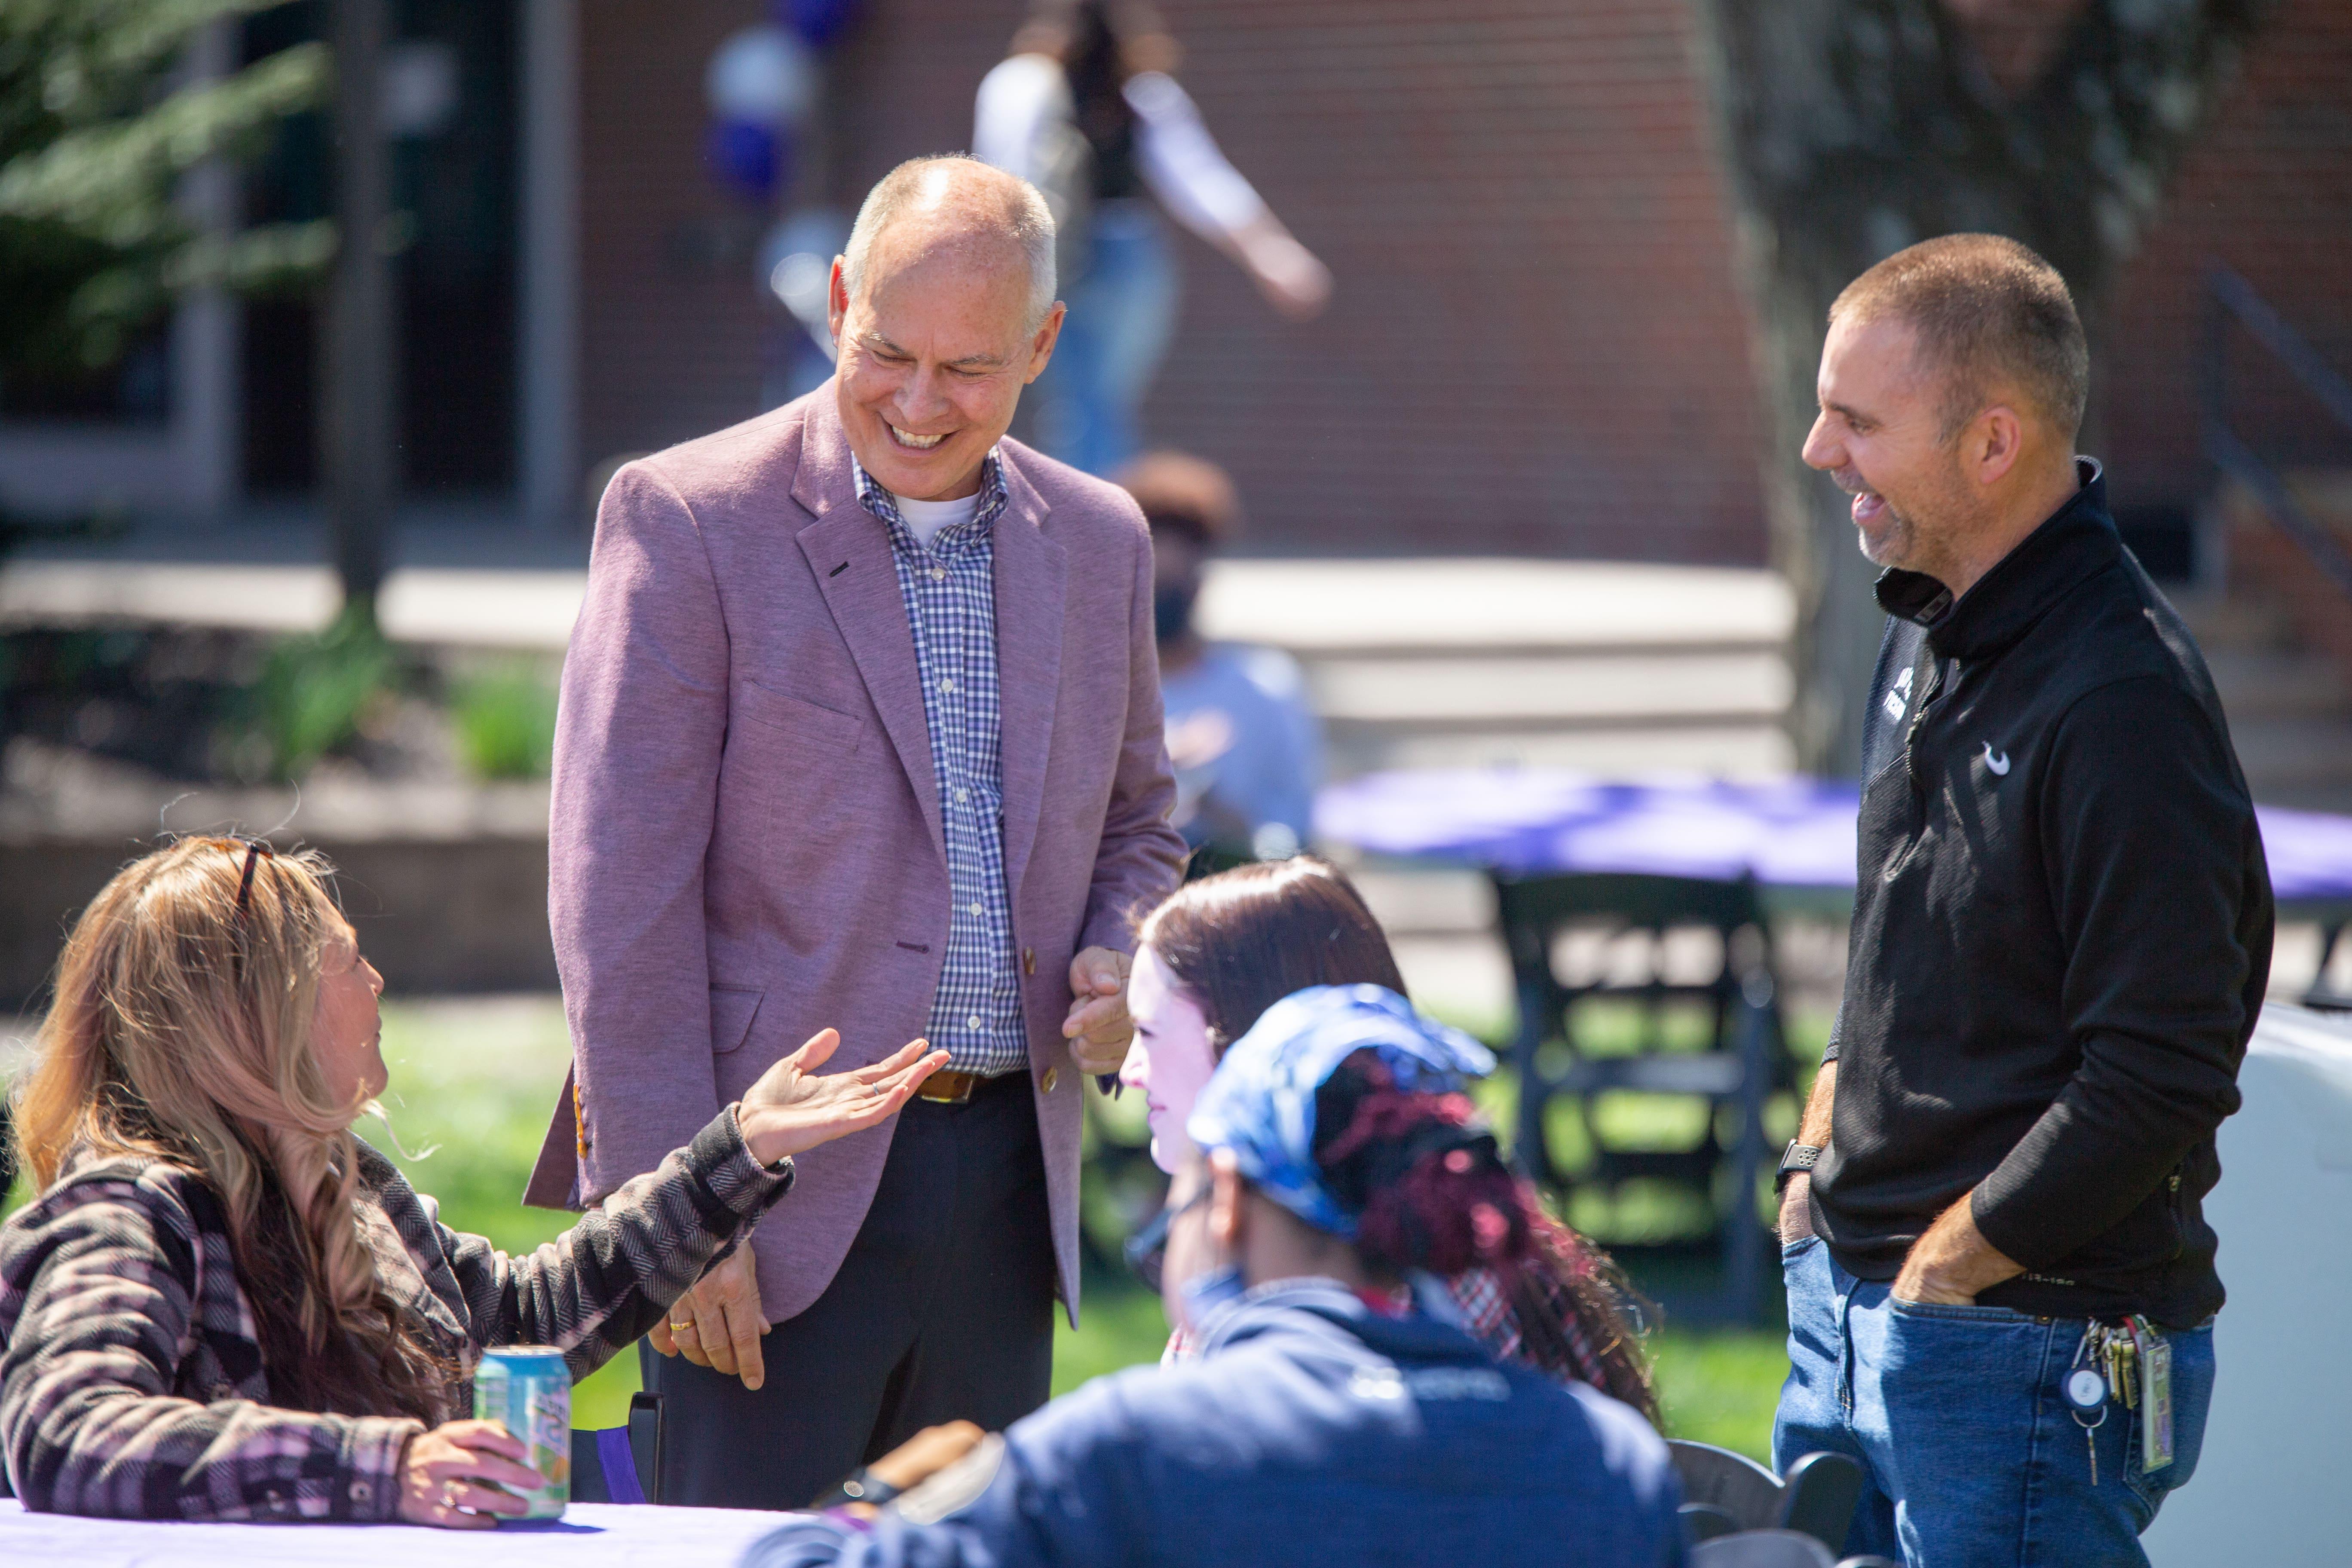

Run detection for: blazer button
[[1041, 1067, 1060, 1094], [1022, 947, 1036, 976]]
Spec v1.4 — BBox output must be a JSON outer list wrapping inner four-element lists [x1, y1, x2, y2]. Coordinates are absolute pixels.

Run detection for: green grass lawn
[[5, 993, 1794, 1457]]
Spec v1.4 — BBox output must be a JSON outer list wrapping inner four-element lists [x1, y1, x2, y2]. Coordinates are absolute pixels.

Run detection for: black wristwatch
[[813, 1466, 901, 1511], [1774, 1141, 1823, 1194]]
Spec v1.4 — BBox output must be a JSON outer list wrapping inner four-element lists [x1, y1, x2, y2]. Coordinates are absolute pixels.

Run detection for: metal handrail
[[2202, 264, 2352, 598]]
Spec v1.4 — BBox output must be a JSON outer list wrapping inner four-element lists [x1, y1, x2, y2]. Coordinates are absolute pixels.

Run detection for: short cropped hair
[[841, 155, 1057, 334], [1830, 234, 2089, 444], [1117, 450, 1242, 547]]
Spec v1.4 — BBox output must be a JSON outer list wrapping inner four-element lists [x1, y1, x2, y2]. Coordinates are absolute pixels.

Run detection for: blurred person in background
[[0, 839, 942, 1524], [1123, 451, 1322, 869], [1121, 861, 1656, 1418], [527, 155, 1186, 1511], [974, 1, 1332, 477], [741, 985, 1687, 1568]]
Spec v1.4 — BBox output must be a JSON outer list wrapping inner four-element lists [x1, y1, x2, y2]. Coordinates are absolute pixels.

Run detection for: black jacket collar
[[1874, 459, 2118, 662]]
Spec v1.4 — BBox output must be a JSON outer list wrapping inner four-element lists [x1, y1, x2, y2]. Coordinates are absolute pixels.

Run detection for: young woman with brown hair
[[0, 837, 942, 1525], [1118, 858, 1658, 1422]]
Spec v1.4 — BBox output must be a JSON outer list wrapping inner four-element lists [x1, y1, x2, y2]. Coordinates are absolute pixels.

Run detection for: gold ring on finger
[[670, 1319, 696, 1333], [442, 1480, 463, 1508]]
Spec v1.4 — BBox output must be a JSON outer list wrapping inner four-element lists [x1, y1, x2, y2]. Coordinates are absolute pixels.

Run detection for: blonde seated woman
[[0, 839, 944, 1526]]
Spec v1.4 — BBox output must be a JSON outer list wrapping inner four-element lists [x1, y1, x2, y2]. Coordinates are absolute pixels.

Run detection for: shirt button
[[967, 1014, 983, 1030], [968, 901, 983, 916], [1041, 1068, 1060, 1094], [956, 788, 969, 804], [930, 567, 946, 582], [940, 678, 957, 694]]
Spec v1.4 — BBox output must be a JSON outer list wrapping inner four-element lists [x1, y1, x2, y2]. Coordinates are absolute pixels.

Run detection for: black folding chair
[[570, 1390, 665, 1504], [1495, 871, 1795, 1320], [1669, 1440, 1864, 1555]]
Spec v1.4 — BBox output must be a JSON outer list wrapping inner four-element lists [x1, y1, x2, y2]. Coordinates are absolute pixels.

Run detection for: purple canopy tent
[[1317, 769, 2352, 910]]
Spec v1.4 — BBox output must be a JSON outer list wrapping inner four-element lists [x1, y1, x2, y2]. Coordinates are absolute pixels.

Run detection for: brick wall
[[577, 0, 2352, 561], [577, 1, 776, 470], [2101, 0, 2352, 518]]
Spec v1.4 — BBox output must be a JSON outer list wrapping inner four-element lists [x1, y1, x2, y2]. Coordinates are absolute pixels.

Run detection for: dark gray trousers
[[640, 1071, 1058, 1509]]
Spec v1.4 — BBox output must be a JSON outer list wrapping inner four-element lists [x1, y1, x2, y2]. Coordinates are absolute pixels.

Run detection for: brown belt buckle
[[914, 1068, 980, 1105]]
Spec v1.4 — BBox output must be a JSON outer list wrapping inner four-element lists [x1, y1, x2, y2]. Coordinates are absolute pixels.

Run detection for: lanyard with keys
[[2063, 1318, 2175, 1486]]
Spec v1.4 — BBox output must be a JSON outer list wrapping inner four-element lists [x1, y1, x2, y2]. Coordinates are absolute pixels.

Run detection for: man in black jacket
[[1771, 235, 2273, 1568]]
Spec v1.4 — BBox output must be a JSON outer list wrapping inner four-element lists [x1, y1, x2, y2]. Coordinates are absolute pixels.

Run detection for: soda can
[[472, 1346, 571, 1519]]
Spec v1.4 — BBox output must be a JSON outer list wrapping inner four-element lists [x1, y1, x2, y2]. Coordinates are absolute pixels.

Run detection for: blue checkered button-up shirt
[[853, 452, 1030, 1078]]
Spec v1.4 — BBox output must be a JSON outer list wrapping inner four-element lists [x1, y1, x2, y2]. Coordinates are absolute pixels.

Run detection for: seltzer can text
[[472, 1346, 570, 1519]]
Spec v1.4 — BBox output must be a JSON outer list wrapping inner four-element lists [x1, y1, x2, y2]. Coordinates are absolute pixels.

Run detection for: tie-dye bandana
[[1186, 984, 1495, 1239]]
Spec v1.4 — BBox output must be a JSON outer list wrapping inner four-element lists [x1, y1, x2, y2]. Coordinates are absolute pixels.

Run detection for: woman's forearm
[[436, 1107, 792, 1372]]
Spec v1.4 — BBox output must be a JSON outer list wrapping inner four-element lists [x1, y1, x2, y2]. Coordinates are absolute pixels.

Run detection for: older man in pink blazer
[[525, 156, 1185, 1509]]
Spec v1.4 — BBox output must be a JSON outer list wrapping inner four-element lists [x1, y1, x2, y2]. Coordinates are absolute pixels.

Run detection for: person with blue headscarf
[[743, 985, 1688, 1568]]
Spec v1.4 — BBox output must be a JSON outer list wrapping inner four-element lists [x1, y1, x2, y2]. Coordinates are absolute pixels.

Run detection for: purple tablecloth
[[0, 1498, 790, 1566], [1316, 769, 2352, 905]]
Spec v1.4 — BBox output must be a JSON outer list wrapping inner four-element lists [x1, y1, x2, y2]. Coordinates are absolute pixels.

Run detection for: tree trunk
[[327, 0, 394, 616], [1689, 0, 2271, 775]]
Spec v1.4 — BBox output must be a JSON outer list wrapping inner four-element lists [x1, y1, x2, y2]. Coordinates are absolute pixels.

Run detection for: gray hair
[[840, 155, 1058, 335]]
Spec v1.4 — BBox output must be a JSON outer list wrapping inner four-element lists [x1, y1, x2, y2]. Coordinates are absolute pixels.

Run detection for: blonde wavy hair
[[11, 837, 448, 1420]]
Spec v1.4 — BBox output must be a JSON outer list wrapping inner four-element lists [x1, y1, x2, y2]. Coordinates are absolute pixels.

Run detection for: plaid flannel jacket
[[0, 1107, 791, 1522]]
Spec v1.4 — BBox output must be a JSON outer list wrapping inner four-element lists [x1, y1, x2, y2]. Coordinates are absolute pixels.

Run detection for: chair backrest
[[1777, 1451, 1863, 1550], [1690, 1529, 1837, 1568], [567, 1390, 665, 1504], [1668, 1439, 1785, 1531]]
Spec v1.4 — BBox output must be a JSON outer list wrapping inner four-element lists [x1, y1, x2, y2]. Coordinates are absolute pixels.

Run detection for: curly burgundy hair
[[1313, 1050, 1659, 1423]]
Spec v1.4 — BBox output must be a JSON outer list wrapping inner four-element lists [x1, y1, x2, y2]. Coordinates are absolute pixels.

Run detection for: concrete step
[[2207, 649, 2349, 722], [1323, 723, 1796, 781], [2229, 717, 2352, 807], [1196, 557, 1792, 655], [2174, 591, 2297, 655], [1306, 651, 1790, 728]]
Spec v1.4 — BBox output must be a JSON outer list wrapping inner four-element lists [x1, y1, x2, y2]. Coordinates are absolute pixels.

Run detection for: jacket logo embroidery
[[1981, 743, 2012, 777], [1883, 665, 1914, 722]]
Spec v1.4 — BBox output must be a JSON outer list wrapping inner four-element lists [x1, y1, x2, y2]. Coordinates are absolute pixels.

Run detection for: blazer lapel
[[793, 395, 946, 864], [991, 450, 1067, 909]]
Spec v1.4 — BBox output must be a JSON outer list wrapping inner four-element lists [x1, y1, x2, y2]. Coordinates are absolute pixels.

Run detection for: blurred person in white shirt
[[1121, 451, 1321, 871], [974, 1, 1331, 477]]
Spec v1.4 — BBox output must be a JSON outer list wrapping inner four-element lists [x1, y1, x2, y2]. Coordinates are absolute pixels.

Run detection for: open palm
[[738, 1029, 948, 1165]]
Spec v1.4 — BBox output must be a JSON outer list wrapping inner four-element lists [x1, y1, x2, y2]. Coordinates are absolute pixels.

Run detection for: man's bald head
[[841, 156, 1058, 335]]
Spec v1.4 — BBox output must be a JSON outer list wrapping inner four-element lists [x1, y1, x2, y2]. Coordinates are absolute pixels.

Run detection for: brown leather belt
[[914, 1068, 988, 1104]]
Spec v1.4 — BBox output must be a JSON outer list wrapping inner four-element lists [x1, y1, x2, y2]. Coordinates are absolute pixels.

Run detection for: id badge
[[2139, 1330, 2174, 1473]]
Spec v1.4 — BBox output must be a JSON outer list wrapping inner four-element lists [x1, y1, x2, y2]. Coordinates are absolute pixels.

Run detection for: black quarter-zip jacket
[[1812, 462, 2274, 1326]]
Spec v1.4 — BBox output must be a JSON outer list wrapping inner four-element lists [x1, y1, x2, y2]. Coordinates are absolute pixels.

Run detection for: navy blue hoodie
[[744, 1280, 1687, 1568]]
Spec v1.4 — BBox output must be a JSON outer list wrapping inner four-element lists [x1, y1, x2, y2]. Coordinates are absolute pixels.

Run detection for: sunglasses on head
[[196, 836, 276, 919], [1124, 1179, 1212, 1294]]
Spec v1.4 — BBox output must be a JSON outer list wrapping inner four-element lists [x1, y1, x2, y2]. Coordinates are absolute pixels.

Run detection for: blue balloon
[[704, 119, 789, 202], [778, 0, 860, 48]]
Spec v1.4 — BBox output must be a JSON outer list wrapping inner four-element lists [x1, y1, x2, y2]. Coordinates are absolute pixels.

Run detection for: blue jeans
[[1031, 200, 1179, 477], [1773, 1236, 2214, 1568]]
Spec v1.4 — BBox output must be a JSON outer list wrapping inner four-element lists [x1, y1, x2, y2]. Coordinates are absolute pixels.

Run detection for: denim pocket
[[1885, 1295, 2037, 1325], [1781, 1236, 1822, 1263], [2121, 1322, 2214, 1518]]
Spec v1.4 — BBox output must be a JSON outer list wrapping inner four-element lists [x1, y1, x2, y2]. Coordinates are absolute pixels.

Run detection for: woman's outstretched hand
[[738, 1030, 948, 1168], [396, 1419, 545, 1528]]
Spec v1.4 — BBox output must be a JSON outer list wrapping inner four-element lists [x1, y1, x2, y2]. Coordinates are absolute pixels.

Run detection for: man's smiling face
[[829, 219, 1062, 503], [1802, 311, 1978, 577]]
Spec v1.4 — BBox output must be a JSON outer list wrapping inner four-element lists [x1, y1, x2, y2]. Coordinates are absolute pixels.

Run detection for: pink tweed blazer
[[524, 385, 1186, 1325]]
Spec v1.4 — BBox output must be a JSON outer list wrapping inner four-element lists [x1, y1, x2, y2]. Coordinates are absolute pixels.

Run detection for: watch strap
[[814, 1466, 901, 1511], [1775, 1141, 1824, 1193]]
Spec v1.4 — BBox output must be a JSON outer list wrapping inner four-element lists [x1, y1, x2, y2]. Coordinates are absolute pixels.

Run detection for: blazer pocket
[[733, 679, 865, 753], [710, 986, 765, 1055]]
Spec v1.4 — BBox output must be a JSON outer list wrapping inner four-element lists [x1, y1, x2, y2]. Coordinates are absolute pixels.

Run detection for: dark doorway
[[242, 0, 518, 499]]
